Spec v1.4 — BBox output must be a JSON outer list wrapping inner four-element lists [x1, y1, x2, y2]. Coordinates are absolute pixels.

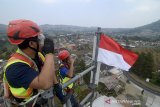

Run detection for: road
[[123, 71, 160, 96]]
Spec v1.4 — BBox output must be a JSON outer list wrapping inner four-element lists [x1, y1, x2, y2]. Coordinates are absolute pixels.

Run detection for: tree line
[[130, 49, 160, 86]]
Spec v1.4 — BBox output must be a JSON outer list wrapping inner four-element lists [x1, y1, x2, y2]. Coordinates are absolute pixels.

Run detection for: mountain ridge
[[0, 19, 160, 37]]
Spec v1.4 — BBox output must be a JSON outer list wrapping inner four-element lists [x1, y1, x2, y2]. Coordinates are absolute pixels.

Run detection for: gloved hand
[[42, 38, 54, 54]]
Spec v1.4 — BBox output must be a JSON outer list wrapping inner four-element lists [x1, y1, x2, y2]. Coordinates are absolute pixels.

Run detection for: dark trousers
[[70, 94, 79, 107]]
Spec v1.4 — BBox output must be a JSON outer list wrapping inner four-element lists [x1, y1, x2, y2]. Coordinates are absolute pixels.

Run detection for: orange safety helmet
[[7, 19, 41, 45], [58, 50, 70, 60]]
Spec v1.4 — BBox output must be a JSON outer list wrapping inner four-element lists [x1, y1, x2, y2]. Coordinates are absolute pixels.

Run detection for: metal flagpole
[[95, 62, 101, 85], [90, 36, 97, 84], [92, 35, 97, 61], [89, 27, 102, 107], [92, 27, 101, 84]]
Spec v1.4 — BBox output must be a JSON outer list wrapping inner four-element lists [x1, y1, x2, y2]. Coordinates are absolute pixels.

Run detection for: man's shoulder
[[5, 62, 38, 89], [6, 62, 30, 71], [5, 62, 32, 76], [59, 63, 68, 74]]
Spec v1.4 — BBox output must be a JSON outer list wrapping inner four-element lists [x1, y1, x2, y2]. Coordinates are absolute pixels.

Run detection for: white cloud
[[119, 0, 160, 27], [133, 5, 158, 13], [75, 0, 93, 2], [134, 6, 150, 12], [122, 0, 160, 12], [36, 0, 57, 4], [124, 0, 135, 3], [35, 0, 93, 4]]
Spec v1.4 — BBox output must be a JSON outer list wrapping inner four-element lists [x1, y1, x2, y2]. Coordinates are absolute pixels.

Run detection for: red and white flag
[[97, 33, 138, 71]]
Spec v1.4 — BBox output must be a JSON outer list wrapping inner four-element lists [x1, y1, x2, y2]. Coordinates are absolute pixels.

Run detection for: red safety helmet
[[58, 50, 70, 60], [7, 19, 41, 45]]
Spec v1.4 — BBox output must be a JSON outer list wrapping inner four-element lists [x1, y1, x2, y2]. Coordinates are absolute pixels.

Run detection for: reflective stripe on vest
[[4, 49, 44, 99], [59, 64, 73, 89], [61, 77, 73, 89]]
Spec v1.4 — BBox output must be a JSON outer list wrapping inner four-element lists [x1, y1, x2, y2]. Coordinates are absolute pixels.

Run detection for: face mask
[[38, 34, 45, 47]]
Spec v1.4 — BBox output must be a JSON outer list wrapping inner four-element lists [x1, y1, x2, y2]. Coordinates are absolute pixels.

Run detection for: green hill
[[111, 20, 160, 37]]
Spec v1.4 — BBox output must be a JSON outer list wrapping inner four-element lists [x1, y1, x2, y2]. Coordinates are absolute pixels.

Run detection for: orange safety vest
[[3, 49, 45, 100]]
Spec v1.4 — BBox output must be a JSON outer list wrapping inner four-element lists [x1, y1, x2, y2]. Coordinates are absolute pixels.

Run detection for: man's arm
[[30, 54, 56, 89], [66, 57, 75, 78], [30, 38, 58, 90]]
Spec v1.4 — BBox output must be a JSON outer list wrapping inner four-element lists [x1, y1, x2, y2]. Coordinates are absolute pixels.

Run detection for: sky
[[0, 0, 160, 28]]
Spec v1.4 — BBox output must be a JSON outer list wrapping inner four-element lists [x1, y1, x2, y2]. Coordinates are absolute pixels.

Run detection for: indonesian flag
[[97, 33, 138, 71]]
